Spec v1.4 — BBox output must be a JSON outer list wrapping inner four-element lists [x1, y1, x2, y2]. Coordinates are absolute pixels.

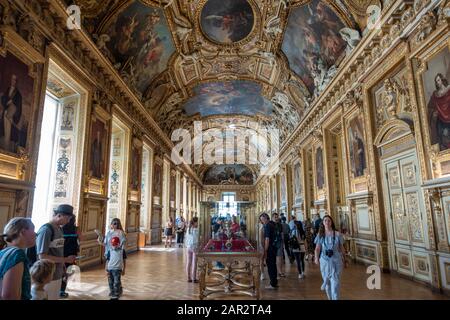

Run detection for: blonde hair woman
[[0, 218, 36, 300]]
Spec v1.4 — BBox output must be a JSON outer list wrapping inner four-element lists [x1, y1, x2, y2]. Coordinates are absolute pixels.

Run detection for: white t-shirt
[[31, 285, 48, 300], [185, 228, 199, 250]]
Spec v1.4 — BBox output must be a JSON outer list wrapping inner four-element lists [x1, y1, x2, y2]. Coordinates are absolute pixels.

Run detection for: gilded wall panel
[[396, 248, 413, 275], [0, 190, 15, 231], [444, 197, 450, 245], [412, 252, 431, 281]]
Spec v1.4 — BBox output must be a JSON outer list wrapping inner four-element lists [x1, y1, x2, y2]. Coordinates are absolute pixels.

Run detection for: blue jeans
[[107, 269, 122, 297]]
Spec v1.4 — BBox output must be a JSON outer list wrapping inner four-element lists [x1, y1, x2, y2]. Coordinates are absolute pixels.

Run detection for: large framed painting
[[315, 147, 324, 190], [199, 0, 255, 44], [170, 172, 176, 202], [153, 162, 162, 198], [89, 117, 108, 180], [130, 144, 141, 191], [280, 172, 287, 207], [347, 113, 367, 178], [421, 46, 450, 152], [293, 161, 302, 205], [0, 52, 35, 155]]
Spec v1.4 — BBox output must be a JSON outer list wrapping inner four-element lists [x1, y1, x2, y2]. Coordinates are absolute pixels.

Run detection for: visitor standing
[[35, 204, 76, 300], [185, 217, 199, 283], [176, 216, 186, 248], [165, 217, 174, 248], [259, 213, 278, 289], [60, 215, 80, 298]]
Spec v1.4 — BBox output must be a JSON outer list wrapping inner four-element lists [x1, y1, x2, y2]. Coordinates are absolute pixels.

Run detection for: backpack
[[26, 223, 54, 267], [271, 222, 282, 249], [288, 235, 300, 250]]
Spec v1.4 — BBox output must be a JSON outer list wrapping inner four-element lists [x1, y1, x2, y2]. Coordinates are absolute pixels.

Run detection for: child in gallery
[[96, 218, 126, 300], [30, 259, 55, 300]]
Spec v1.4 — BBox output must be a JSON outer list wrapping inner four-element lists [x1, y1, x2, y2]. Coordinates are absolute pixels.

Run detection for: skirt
[[164, 228, 173, 236]]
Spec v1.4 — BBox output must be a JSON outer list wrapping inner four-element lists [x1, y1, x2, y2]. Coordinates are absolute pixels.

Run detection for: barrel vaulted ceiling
[[69, 0, 381, 179]]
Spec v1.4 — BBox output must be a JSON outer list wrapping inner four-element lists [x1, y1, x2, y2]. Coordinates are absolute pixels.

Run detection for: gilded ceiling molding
[[278, 0, 446, 162], [17, 0, 203, 185]]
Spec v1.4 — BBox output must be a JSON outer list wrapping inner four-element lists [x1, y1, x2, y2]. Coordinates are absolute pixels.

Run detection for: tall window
[[32, 94, 59, 229], [219, 192, 237, 217]]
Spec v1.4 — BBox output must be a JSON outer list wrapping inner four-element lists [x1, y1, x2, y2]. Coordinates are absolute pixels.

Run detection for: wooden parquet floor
[[66, 245, 448, 300]]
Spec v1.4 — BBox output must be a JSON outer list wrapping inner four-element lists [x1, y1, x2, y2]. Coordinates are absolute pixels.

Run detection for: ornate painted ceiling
[[70, 0, 381, 181]]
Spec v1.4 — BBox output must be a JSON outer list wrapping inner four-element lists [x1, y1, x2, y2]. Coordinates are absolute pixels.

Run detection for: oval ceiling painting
[[200, 0, 254, 44]]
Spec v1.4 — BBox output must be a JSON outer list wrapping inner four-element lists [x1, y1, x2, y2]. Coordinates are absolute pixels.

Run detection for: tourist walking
[[314, 215, 347, 300]]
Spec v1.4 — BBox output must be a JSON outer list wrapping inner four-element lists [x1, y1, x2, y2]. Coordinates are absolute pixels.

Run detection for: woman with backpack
[[0, 218, 36, 300], [289, 220, 306, 279]]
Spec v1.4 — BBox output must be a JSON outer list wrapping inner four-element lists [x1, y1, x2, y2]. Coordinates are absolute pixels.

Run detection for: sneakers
[[279, 273, 286, 277], [265, 285, 278, 290], [260, 274, 265, 281], [59, 292, 69, 298], [298, 273, 305, 279]]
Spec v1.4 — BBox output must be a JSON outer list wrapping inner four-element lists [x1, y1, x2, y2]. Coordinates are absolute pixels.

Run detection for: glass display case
[[197, 201, 261, 300]]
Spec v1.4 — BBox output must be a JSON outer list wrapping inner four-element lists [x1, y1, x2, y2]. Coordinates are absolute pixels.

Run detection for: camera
[[325, 249, 334, 257]]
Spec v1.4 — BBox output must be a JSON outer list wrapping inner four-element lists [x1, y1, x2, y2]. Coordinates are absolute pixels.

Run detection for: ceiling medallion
[[198, 0, 257, 46]]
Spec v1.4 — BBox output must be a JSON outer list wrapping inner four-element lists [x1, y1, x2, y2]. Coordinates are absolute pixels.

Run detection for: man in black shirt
[[259, 212, 278, 289]]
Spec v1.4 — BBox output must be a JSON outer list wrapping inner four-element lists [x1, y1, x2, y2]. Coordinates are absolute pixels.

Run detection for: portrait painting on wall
[[99, 1, 175, 96], [200, 0, 254, 44], [282, 0, 347, 95], [170, 173, 176, 202], [203, 164, 254, 185], [293, 162, 302, 204], [0, 52, 35, 155], [89, 118, 108, 180], [422, 47, 450, 151], [280, 172, 287, 207], [130, 145, 141, 190], [348, 114, 367, 178], [183, 81, 273, 117], [153, 162, 162, 197], [316, 147, 324, 190]]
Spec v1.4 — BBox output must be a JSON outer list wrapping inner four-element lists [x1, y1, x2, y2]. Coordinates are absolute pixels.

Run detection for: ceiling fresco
[[74, 0, 379, 183], [183, 81, 273, 117], [282, 0, 347, 97], [93, 1, 175, 98], [203, 164, 256, 185]]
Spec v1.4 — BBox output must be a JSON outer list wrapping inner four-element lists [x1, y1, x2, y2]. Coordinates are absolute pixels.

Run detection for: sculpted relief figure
[[339, 28, 361, 55]]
